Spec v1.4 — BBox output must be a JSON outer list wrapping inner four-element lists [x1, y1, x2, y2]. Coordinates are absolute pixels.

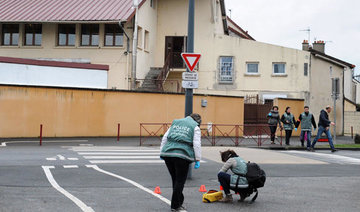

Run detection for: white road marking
[[1, 140, 88, 146], [84, 156, 160, 159], [63, 165, 79, 168], [79, 144, 94, 146], [89, 160, 206, 164], [67, 158, 79, 161], [284, 150, 360, 165], [57, 155, 66, 160], [78, 152, 160, 155], [42, 166, 94, 212], [46, 158, 57, 161], [86, 165, 171, 206], [74, 149, 160, 152]]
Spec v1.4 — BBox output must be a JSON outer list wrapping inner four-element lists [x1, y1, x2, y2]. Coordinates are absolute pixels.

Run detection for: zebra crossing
[[71, 146, 205, 164], [282, 150, 360, 165]]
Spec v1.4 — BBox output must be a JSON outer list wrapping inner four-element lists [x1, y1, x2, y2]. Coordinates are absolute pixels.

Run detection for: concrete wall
[[344, 99, 357, 112], [0, 62, 107, 89], [344, 111, 360, 135], [357, 82, 360, 104], [273, 98, 305, 137], [0, 85, 244, 138], [309, 55, 344, 135]]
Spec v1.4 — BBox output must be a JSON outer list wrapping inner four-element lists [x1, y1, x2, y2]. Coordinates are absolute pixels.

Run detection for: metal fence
[[139, 123, 282, 146]]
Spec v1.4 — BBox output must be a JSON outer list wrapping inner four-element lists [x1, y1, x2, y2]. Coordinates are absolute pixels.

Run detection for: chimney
[[302, 40, 309, 51], [313, 40, 325, 53]]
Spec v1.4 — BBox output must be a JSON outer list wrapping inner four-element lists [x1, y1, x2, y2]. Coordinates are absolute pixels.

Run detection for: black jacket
[[318, 109, 331, 128]]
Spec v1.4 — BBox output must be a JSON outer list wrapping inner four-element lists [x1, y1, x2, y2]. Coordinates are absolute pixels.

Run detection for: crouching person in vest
[[217, 150, 248, 203], [160, 113, 202, 212]]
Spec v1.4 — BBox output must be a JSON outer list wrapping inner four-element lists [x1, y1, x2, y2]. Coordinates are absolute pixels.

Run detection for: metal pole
[[333, 93, 336, 144], [186, 0, 195, 180], [39, 124, 43, 146], [131, 0, 139, 90]]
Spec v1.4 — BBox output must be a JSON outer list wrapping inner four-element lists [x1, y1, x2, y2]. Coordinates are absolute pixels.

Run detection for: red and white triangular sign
[[181, 53, 201, 72]]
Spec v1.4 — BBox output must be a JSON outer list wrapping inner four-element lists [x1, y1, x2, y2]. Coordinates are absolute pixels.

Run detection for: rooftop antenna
[[300, 27, 311, 43], [228, 9, 232, 18]]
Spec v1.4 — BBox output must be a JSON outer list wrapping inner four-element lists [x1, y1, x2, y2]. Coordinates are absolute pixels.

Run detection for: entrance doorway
[[165, 36, 186, 68], [244, 95, 273, 135]]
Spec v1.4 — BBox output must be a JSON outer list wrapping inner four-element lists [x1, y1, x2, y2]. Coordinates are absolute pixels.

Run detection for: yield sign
[[181, 53, 201, 72]]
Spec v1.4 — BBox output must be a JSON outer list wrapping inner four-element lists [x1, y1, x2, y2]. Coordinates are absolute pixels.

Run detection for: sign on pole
[[181, 53, 201, 72], [182, 80, 198, 89], [182, 72, 198, 81]]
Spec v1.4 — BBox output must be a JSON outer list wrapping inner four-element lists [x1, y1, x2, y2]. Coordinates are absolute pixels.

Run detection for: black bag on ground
[[235, 162, 266, 203]]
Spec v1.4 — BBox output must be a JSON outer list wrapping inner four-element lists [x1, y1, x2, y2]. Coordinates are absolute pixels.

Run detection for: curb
[[250, 146, 360, 151]]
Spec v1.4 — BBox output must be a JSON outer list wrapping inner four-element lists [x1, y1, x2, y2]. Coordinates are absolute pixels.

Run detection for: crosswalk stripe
[[78, 152, 160, 155], [283, 150, 360, 165], [89, 160, 165, 164], [83, 156, 160, 159]]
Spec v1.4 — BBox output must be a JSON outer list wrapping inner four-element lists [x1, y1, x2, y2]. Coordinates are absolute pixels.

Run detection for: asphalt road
[[1, 139, 360, 212]]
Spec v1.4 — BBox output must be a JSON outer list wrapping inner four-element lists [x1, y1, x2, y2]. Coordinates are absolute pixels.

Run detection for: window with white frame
[[246, 62, 259, 74], [273, 63, 286, 74], [219, 56, 234, 83]]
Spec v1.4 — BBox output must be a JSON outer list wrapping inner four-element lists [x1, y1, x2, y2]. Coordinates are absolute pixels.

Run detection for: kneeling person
[[217, 150, 248, 203]]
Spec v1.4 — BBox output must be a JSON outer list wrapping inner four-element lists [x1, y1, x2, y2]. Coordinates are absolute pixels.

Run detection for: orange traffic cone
[[220, 186, 223, 191], [199, 185, 207, 192], [154, 186, 162, 194]]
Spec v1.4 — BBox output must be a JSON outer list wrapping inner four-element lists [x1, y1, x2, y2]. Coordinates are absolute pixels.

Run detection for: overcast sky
[[225, 0, 360, 75]]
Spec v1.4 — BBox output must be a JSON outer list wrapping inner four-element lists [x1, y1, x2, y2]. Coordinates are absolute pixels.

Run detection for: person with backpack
[[217, 150, 248, 203], [160, 113, 202, 212], [311, 106, 337, 152], [267, 106, 283, 144], [295, 106, 317, 149], [217, 150, 266, 203], [281, 107, 296, 146]]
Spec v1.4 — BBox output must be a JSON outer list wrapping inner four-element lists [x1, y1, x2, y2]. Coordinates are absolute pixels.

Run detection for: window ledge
[[0, 46, 20, 48], [54, 46, 76, 49], [78, 46, 100, 49], [101, 46, 125, 49], [244, 73, 260, 77], [218, 81, 234, 84], [272, 74, 288, 77], [22, 46, 43, 49], [137, 46, 143, 50]]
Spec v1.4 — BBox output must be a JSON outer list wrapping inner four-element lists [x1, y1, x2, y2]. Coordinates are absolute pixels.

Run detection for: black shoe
[[301, 141, 304, 147], [310, 147, 315, 152], [331, 149, 337, 153]]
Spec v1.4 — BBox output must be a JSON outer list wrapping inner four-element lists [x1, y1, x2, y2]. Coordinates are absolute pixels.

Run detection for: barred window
[[219, 56, 234, 83], [247, 63, 259, 74]]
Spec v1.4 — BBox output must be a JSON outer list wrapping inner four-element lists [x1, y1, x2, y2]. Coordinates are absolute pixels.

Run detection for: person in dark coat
[[281, 107, 296, 145], [311, 106, 337, 152], [267, 106, 283, 144]]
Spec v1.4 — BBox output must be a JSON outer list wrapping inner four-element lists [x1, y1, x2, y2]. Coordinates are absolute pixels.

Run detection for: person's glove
[[194, 161, 200, 169], [159, 157, 163, 160], [268, 112, 272, 116], [295, 128, 297, 132]]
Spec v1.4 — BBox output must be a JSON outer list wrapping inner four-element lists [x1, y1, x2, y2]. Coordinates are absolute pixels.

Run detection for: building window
[[304, 63, 308, 76], [81, 24, 99, 46], [58, 24, 76, 46], [273, 63, 286, 74], [2, 24, 19, 46], [104, 24, 123, 46], [144, 30, 149, 51], [219, 56, 234, 83], [246, 63, 259, 74], [24, 24, 42, 46], [137, 26, 143, 48], [150, 0, 156, 8]]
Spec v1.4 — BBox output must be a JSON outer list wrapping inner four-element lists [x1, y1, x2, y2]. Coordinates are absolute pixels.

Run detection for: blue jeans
[[300, 131, 312, 148], [311, 126, 335, 149]]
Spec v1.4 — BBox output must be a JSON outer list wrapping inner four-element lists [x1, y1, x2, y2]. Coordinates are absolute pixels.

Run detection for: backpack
[[235, 162, 266, 203]]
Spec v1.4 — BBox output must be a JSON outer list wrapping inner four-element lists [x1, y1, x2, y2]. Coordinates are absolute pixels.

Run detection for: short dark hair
[[272, 106, 279, 110], [190, 113, 201, 126], [304, 106, 309, 109], [285, 106, 290, 112], [220, 149, 238, 162]]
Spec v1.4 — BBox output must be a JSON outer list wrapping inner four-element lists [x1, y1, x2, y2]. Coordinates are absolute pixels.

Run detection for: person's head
[[285, 107, 291, 113], [325, 105, 332, 113], [190, 113, 202, 126], [304, 106, 309, 113], [220, 149, 238, 162], [272, 106, 279, 112]]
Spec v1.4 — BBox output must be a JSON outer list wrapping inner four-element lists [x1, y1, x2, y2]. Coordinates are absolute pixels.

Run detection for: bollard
[[117, 123, 120, 142], [351, 126, 353, 139], [39, 124, 43, 146]]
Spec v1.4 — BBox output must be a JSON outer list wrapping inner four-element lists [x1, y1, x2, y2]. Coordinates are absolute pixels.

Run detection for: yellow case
[[202, 190, 224, 203]]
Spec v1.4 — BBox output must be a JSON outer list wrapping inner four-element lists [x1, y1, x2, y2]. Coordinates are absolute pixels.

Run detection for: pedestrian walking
[[295, 106, 317, 149], [217, 149, 248, 203], [281, 107, 296, 145], [267, 106, 282, 144], [311, 106, 337, 152], [160, 113, 202, 212]]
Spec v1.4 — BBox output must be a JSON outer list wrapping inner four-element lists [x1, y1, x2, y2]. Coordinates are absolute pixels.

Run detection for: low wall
[[344, 111, 360, 135], [0, 85, 244, 137]]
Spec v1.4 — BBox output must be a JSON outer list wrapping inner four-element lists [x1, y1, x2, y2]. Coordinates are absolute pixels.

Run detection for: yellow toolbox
[[202, 190, 223, 203]]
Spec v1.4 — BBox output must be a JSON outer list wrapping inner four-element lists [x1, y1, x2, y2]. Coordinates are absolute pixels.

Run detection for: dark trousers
[[218, 172, 232, 195], [164, 157, 190, 209], [285, 130, 292, 145], [269, 126, 277, 142]]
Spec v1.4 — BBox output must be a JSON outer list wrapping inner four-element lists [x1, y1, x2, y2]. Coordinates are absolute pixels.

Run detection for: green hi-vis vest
[[160, 116, 198, 162], [300, 112, 313, 131], [283, 113, 294, 130], [230, 157, 248, 188]]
